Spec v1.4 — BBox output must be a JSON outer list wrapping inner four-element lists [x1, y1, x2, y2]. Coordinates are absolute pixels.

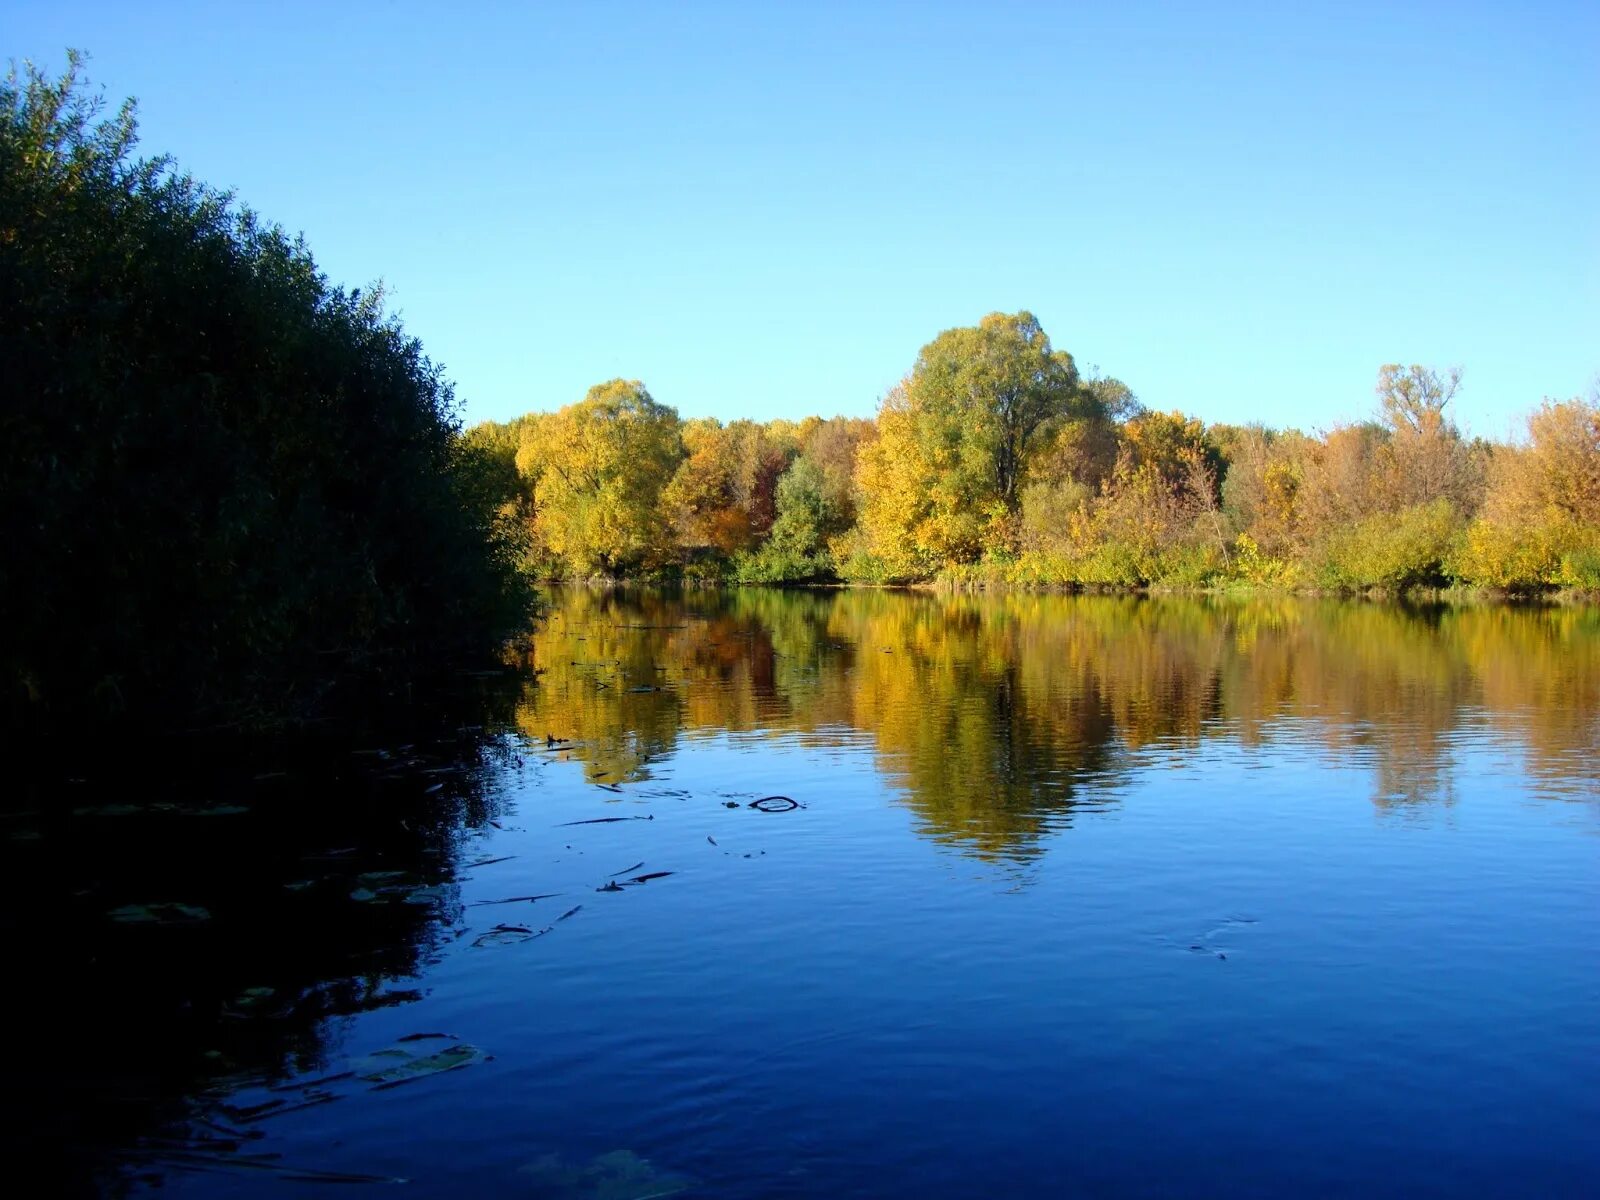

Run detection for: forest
[[470, 311, 1600, 595]]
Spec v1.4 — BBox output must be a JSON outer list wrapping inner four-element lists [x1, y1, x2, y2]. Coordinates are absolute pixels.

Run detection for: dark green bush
[[1, 56, 531, 728]]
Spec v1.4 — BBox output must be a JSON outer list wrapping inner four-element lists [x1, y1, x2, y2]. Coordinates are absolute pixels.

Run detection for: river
[[6, 588, 1597, 1197]]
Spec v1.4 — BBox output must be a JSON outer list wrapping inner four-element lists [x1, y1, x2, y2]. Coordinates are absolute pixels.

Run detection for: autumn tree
[[534, 380, 683, 576], [735, 459, 846, 582], [799, 416, 876, 529], [1457, 394, 1600, 589], [664, 418, 796, 556], [1373, 364, 1479, 511], [1294, 422, 1390, 543], [1220, 426, 1314, 560], [1516, 395, 1600, 525], [1116, 410, 1224, 505], [852, 312, 1088, 574]]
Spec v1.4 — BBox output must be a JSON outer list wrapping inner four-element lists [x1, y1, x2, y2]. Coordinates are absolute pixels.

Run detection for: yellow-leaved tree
[[534, 380, 683, 576], [1457, 394, 1600, 589], [850, 312, 1090, 580]]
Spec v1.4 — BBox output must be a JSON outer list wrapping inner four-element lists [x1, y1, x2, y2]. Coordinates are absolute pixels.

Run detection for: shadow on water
[[0, 671, 529, 1195]]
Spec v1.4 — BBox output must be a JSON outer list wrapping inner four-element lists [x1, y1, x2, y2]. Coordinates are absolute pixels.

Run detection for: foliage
[[850, 312, 1088, 572], [1231, 534, 1302, 589], [734, 458, 846, 582], [663, 418, 794, 555], [527, 380, 683, 577], [1, 55, 531, 727], [1559, 540, 1600, 591], [1312, 499, 1464, 591], [467, 322, 1593, 598], [1373, 363, 1482, 512], [1451, 395, 1600, 591]]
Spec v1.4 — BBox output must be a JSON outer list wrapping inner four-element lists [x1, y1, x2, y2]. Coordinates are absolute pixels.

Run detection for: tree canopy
[[532, 380, 683, 576], [474, 353, 1598, 597], [850, 311, 1093, 575]]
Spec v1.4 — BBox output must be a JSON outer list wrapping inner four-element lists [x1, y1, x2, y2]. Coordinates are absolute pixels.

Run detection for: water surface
[[8, 589, 1597, 1197]]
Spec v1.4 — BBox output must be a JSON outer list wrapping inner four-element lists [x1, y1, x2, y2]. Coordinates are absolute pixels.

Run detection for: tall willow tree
[[854, 311, 1090, 575], [1, 55, 530, 728]]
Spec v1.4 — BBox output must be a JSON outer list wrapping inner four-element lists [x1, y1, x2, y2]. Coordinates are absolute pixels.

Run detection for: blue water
[[13, 590, 1596, 1197]]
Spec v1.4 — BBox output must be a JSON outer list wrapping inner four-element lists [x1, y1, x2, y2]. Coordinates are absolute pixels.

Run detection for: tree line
[[471, 312, 1600, 594]]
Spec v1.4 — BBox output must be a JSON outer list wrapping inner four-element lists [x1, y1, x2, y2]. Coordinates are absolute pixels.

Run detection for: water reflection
[[6, 591, 1597, 1195], [516, 589, 1599, 858]]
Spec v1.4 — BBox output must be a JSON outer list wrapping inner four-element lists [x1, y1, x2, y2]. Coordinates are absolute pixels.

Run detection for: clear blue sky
[[10, 2, 1597, 437]]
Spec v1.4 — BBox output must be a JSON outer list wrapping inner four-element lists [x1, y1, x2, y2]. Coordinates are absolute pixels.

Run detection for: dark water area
[[5, 588, 1597, 1198]]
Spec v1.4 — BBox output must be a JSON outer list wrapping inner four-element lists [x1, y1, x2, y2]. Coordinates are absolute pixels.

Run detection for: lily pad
[[354, 1039, 485, 1089], [402, 885, 450, 906], [108, 901, 211, 925], [472, 923, 541, 947]]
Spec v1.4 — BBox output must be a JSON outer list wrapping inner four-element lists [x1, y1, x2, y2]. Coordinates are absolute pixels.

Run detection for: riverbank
[[525, 572, 1600, 606]]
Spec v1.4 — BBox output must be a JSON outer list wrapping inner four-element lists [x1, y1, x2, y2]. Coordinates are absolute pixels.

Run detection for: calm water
[[6, 589, 1597, 1198]]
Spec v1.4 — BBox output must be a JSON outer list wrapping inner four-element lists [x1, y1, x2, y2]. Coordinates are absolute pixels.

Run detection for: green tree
[[1, 54, 530, 728], [912, 311, 1085, 510], [737, 458, 844, 581], [852, 312, 1088, 573]]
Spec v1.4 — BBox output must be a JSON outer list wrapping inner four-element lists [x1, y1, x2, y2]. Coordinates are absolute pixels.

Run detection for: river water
[[7, 588, 1597, 1197]]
